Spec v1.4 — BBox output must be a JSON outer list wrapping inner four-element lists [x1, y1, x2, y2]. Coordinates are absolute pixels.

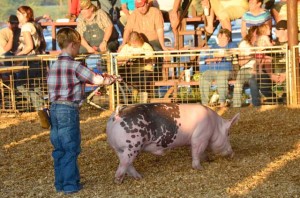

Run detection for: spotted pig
[[106, 103, 240, 183]]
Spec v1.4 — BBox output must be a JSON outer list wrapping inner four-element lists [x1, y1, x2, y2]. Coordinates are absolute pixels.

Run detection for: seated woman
[[15, 5, 45, 111], [241, 0, 272, 38], [118, 31, 154, 102], [77, 0, 119, 53]]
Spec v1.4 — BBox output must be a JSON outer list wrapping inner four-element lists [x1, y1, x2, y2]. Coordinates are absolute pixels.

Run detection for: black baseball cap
[[8, 15, 19, 24], [276, 20, 287, 30]]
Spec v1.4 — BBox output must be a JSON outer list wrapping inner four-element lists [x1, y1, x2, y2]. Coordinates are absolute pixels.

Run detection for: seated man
[[199, 28, 237, 107], [0, 15, 21, 82], [120, 0, 167, 51]]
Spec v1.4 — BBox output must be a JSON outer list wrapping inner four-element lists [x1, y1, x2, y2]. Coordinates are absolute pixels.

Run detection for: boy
[[47, 27, 117, 194], [199, 28, 237, 107]]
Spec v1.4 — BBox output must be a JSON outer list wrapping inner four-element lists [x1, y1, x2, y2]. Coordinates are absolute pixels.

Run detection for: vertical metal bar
[[287, 0, 299, 104]]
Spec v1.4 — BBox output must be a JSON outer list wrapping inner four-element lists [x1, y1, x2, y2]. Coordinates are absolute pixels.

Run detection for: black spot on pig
[[118, 103, 181, 148]]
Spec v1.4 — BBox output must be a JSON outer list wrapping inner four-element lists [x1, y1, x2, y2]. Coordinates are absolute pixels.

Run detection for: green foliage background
[[0, 0, 68, 22]]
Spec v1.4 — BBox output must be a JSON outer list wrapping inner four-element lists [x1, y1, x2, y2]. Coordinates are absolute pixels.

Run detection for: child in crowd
[[118, 31, 154, 73], [118, 31, 154, 101], [47, 27, 118, 194], [16, 6, 46, 110], [200, 28, 237, 107], [256, 23, 273, 47]]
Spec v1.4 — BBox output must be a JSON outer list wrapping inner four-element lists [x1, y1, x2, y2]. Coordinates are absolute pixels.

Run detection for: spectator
[[263, 0, 275, 10], [16, 5, 45, 110], [150, 0, 182, 47], [271, 0, 300, 40], [118, 31, 154, 99], [241, 0, 272, 38], [117, 0, 136, 35], [0, 15, 21, 82], [201, 0, 248, 35], [120, 0, 167, 51], [256, 23, 273, 47], [99, 0, 121, 17], [274, 20, 288, 46], [118, 31, 154, 63], [0, 15, 21, 56], [16, 6, 45, 56], [47, 27, 117, 194], [254, 20, 288, 105], [199, 28, 237, 107], [67, 0, 81, 21], [232, 26, 258, 107], [270, 0, 286, 23], [77, 0, 119, 53]]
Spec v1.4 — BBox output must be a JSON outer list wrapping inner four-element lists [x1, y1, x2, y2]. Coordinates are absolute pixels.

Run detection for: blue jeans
[[50, 103, 81, 192], [249, 75, 261, 106]]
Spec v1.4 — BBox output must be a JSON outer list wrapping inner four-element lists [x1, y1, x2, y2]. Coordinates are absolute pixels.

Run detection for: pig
[[106, 103, 240, 184]]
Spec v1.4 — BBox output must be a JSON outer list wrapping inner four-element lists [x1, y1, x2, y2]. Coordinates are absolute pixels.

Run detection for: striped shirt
[[242, 9, 271, 28], [47, 53, 103, 103]]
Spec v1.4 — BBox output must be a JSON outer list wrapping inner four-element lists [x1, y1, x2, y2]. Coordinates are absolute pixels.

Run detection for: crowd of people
[[0, 0, 297, 55], [0, 0, 298, 195], [0, 0, 296, 109]]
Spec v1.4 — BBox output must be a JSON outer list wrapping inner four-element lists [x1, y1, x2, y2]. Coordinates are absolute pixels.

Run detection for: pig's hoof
[[114, 177, 124, 184], [133, 174, 142, 180], [192, 163, 203, 170]]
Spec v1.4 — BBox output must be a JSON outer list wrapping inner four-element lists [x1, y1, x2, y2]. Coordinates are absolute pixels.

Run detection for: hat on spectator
[[8, 15, 19, 24], [135, 0, 148, 8], [276, 20, 287, 30], [80, 0, 92, 10]]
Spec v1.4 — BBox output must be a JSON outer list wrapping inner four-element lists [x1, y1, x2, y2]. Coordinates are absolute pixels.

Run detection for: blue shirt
[[200, 42, 238, 72], [242, 10, 272, 28], [121, 0, 135, 11]]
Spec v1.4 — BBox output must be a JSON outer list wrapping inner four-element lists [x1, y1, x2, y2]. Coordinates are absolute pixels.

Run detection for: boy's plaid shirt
[[47, 53, 97, 103]]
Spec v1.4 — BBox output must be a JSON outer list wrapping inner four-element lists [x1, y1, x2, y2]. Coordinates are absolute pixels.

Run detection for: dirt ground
[[0, 105, 299, 198]]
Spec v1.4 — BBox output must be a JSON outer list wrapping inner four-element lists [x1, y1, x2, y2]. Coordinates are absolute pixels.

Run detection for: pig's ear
[[230, 113, 240, 126]]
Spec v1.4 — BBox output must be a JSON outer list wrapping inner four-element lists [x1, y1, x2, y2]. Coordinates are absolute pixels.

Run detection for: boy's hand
[[102, 73, 122, 85]]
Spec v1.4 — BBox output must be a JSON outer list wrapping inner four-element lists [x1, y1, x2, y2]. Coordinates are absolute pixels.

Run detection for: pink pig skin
[[106, 103, 240, 184]]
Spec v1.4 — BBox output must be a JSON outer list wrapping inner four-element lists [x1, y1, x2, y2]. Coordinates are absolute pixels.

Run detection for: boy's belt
[[51, 100, 79, 108]]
